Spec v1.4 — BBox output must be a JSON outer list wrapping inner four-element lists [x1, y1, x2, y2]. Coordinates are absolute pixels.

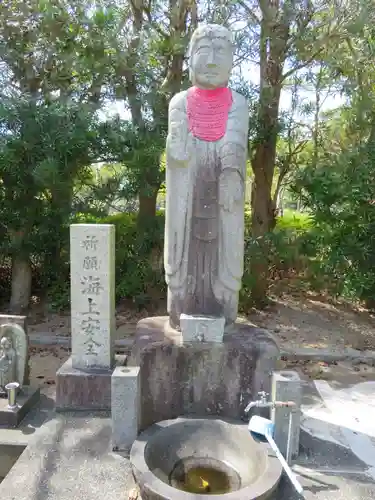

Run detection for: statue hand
[[220, 190, 235, 212], [166, 134, 190, 166], [219, 171, 243, 212]]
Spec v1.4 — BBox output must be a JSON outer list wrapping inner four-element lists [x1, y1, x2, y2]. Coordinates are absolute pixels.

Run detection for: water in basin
[[131, 417, 283, 499], [170, 456, 241, 494]]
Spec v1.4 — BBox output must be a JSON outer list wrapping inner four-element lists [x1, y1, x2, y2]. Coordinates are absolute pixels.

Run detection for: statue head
[[189, 24, 234, 89], [0, 337, 11, 351]]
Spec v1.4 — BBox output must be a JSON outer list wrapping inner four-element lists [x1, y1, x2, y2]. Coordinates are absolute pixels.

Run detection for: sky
[[100, 58, 345, 122], [241, 60, 345, 118]]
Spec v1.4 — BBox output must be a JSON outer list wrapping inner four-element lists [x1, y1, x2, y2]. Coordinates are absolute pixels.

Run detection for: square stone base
[[56, 355, 126, 411], [130, 316, 280, 431], [0, 386, 40, 428]]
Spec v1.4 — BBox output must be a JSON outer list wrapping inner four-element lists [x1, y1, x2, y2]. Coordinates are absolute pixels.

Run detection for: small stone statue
[[0, 323, 27, 396], [0, 336, 16, 396], [164, 24, 249, 329]]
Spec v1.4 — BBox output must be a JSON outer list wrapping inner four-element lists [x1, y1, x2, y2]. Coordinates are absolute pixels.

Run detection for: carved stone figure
[[0, 324, 27, 395], [164, 24, 249, 329], [0, 337, 16, 395]]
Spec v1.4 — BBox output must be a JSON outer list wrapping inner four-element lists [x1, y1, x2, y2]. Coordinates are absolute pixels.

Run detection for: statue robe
[[0, 346, 16, 392], [164, 89, 249, 329]]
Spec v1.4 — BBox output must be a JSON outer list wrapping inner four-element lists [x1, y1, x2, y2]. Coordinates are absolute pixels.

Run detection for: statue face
[[0, 337, 11, 350], [190, 34, 233, 89]]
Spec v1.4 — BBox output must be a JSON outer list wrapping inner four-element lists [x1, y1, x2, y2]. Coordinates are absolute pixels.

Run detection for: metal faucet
[[245, 391, 297, 465], [244, 391, 296, 414]]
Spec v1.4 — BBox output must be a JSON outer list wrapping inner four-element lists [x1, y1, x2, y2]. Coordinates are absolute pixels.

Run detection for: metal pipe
[[244, 400, 296, 414], [5, 382, 19, 409]]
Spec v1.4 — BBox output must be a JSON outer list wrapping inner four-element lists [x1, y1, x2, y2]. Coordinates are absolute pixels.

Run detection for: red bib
[[187, 86, 232, 142]]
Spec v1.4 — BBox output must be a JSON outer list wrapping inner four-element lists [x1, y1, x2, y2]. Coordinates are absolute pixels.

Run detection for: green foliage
[[0, 98, 96, 268], [47, 211, 166, 310], [113, 126, 166, 202], [102, 212, 165, 307], [293, 130, 375, 304], [2, 0, 375, 313], [47, 209, 317, 311], [275, 210, 313, 233], [240, 210, 314, 308]]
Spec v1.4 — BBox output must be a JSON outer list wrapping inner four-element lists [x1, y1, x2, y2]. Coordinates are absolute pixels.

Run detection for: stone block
[[56, 355, 125, 411], [0, 386, 40, 428], [271, 370, 302, 461], [130, 316, 279, 431], [111, 366, 140, 453], [179, 314, 225, 343], [70, 224, 115, 371]]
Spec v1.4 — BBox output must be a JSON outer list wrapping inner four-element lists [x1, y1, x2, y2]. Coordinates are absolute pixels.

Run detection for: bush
[[44, 209, 314, 311], [271, 210, 315, 273], [101, 212, 165, 308], [46, 211, 165, 310], [294, 141, 375, 304], [275, 209, 312, 233], [239, 210, 314, 309]]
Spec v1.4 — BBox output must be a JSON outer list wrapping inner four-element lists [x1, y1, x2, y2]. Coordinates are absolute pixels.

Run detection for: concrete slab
[[278, 468, 375, 499], [0, 412, 136, 499], [0, 364, 375, 500], [0, 392, 53, 446], [0, 408, 373, 499], [0, 443, 25, 481], [277, 431, 375, 499]]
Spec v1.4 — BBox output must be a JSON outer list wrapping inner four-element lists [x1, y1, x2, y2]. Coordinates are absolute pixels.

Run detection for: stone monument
[[165, 24, 248, 331], [0, 322, 40, 428], [128, 24, 279, 432], [56, 224, 125, 411]]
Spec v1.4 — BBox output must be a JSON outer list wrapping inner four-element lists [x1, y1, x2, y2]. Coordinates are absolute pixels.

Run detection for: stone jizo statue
[[164, 24, 249, 329], [0, 324, 27, 395], [0, 336, 16, 395]]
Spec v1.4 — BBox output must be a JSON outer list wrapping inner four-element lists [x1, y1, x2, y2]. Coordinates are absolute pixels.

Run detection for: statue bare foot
[[128, 487, 140, 500]]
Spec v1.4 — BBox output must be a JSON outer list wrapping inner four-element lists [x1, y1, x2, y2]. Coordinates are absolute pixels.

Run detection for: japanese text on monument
[[80, 234, 102, 356]]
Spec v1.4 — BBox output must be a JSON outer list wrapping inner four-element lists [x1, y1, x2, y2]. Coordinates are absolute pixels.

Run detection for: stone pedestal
[[0, 387, 40, 428], [130, 316, 279, 431], [56, 355, 126, 411]]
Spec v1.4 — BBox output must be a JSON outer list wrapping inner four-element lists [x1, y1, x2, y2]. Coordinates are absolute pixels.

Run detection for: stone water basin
[[0, 444, 25, 483], [130, 417, 282, 499]]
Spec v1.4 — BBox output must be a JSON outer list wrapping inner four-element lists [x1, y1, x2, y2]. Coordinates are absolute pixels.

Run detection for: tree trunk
[[137, 187, 159, 224], [250, 84, 282, 305], [248, 0, 290, 306], [9, 256, 32, 314], [250, 150, 276, 306]]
